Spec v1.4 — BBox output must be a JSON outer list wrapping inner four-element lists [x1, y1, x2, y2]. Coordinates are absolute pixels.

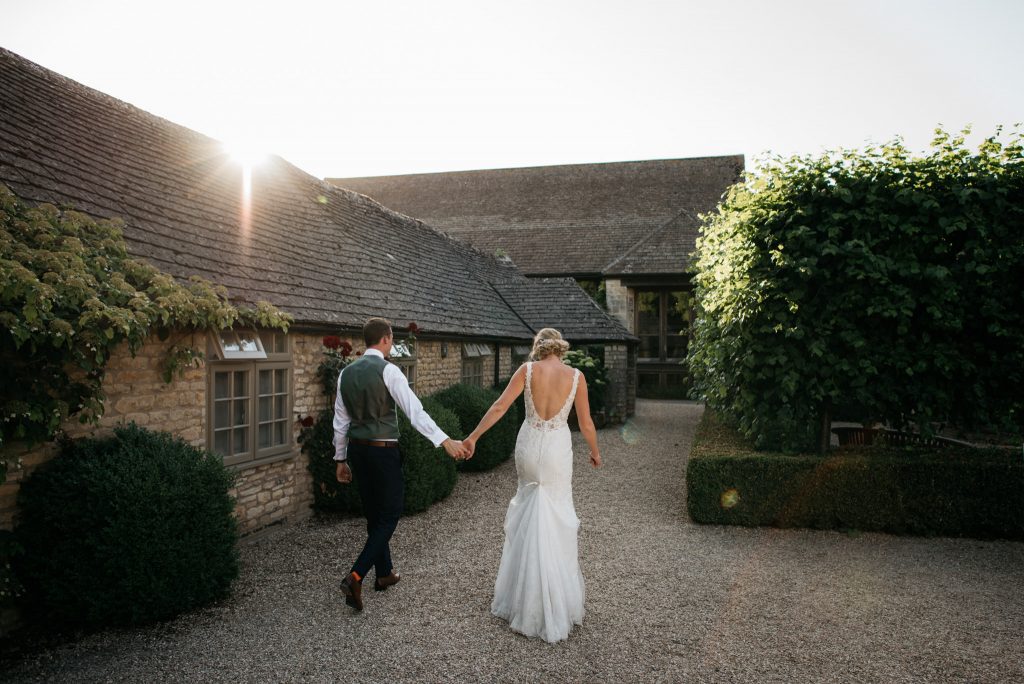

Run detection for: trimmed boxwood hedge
[[431, 383, 520, 472], [687, 411, 1024, 539], [14, 424, 239, 630], [301, 397, 461, 515]]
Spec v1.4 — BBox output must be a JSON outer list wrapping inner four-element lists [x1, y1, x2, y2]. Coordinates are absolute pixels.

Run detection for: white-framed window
[[462, 342, 492, 387], [213, 329, 268, 360], [390, 341, 416, 390], [208, 330, 292, 466], [512, 344, 531, 367]]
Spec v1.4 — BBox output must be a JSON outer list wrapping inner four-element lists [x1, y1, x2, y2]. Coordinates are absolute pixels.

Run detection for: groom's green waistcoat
[[340, 354, 400, 441]]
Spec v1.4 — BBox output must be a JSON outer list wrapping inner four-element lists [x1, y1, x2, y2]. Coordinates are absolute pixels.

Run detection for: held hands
[[336, 461, 353, 484], [442, 438, 472, 461]]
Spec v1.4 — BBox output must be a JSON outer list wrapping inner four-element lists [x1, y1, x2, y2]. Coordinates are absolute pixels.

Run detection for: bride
[[463, 328, 602, 643]]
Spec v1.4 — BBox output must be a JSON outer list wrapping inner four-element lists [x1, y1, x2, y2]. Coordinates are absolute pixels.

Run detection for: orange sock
[[351, 571, 361, 582]]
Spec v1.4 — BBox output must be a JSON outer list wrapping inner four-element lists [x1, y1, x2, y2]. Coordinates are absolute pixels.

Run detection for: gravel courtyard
[[3, 400, 1022, 683]]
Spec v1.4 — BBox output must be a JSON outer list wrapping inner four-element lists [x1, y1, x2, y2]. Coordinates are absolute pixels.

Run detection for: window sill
[[228, 446, 300, 472]]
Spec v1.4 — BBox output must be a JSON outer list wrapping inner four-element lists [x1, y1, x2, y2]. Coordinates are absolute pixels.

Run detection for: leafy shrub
[[432, 384, 519, 471], [14, 424, 238, 630], [562, 349, 608, 414], [686, 411, 1024, 539], [301, 397, 461, 515], [400, 397, 460, 513], [0, 531, 23, 607], [687, 128, 1024, 451]]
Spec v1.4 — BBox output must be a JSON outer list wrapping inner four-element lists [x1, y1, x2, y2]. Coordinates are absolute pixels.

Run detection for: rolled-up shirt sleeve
[[332, 368, 352, 462], [383, 364, 448, 447]]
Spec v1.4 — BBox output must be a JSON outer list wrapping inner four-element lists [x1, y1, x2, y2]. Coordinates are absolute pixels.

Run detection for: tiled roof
[[0, 48, 632, 343], [490, 278, 634, 342], [328, 155, 744, 277]]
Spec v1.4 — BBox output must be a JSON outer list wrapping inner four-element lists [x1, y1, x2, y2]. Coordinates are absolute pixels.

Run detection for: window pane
[[636, 290, 661, 359], [234, 398, 249, 427], [221, 332, 241, 353], [214, 429, 230, 455], [274, 395, 286, 420], [275, 368, 287, 390], [275, 420, 287, 445], [259, 369, 272, 396], [666, 291, 691, 358], [238, 333, 260, 353], [258, 422, 272, 449], [234, 371, 247, 397], [259, 396, 272, 422], [266, 332, 285, 353], [214, 372, 230, 400], [234, 427, 247, 453], [214, 400, 230, 429]]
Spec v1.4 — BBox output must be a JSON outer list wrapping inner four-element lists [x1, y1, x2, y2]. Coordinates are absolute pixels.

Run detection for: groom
[[334, 317, 468, 611]]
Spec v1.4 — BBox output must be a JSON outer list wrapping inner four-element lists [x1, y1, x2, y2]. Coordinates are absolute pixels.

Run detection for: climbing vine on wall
[[0, 184, 292, 463]]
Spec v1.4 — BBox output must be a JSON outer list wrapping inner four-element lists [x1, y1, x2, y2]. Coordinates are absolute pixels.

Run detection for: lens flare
[[620, 419, 642, 445], [720, 488, 740, 509]]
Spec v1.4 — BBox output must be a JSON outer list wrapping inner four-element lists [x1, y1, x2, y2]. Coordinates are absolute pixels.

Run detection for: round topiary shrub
[[400, 397, 460, 513], [432, 384, 519, 472], [301, 399, 462, 515], [14, 424, 238, 630]]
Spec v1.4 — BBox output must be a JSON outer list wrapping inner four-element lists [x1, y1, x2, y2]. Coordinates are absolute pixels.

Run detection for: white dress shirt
[[333, 349, 448, 461]]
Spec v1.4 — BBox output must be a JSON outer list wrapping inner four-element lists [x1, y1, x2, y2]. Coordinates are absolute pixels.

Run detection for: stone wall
[[412, 340, 463, 395], [497, 344, 515, 381], [2, 330, 621, 537], [1, 332, 208, 530], [605, 278, 634, 333]]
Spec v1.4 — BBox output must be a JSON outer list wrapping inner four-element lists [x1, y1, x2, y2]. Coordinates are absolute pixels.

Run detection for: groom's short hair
[[363, 318, 392, 347]]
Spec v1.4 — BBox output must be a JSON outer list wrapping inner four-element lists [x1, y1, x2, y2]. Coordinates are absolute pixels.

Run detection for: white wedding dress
[[491, 362, 585, 643]]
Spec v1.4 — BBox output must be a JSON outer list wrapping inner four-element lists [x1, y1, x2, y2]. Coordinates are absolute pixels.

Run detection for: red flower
[[355, 350, 362, 355], [299, 415, 315, 427], [339, 340, 353, 357], [407, 322, 420, 334], [322, 335, 342, 350]]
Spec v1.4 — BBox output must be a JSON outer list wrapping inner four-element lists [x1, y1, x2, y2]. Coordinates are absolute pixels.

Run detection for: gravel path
[[3, 400, 1022, 683]]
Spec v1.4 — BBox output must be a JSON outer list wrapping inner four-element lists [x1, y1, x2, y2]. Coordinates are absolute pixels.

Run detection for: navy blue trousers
[[348, 443, 404, 580]]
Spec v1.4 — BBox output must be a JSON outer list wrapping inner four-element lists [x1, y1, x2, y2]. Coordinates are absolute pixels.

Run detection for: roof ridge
[[326, 154, 746, 183]]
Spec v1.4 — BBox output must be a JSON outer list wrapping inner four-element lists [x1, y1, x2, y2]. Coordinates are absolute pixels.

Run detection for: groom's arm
[[382, 364, 466, 458], [333, 368, 353, 482]]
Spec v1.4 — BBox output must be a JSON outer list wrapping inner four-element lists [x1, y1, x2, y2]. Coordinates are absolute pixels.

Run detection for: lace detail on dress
[[524, 363, 580, 431]]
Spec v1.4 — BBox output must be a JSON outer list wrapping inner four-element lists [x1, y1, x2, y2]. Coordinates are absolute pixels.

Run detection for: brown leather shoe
[[374, 571, 401, 592], [340, 573, 363, 611]]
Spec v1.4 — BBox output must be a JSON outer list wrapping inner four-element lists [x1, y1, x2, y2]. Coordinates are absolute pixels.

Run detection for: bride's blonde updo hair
[[529, 328, 570, 361]]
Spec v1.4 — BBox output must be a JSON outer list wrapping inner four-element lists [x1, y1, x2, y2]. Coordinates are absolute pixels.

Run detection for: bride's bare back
[[528, 359, 578, 421]]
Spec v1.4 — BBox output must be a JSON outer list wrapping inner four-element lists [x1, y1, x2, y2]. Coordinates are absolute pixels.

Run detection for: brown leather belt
[[349, 438, 399, 448]]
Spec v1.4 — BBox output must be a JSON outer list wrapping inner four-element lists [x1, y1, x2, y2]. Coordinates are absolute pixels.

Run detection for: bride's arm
[[573, 378, 602, 468], [464, 364, 527, 457]]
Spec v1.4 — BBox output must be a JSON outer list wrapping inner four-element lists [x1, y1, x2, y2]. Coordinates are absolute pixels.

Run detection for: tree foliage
[[687, 127, 1024, 451], [0, 185, 292, 453]]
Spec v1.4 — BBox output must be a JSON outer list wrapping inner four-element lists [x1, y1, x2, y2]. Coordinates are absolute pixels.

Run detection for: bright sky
[[2, 0, 1022, 179]]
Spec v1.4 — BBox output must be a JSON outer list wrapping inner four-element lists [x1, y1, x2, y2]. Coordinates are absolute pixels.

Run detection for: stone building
[[329, 155, 743, 397], [0, 48, 633, 535]]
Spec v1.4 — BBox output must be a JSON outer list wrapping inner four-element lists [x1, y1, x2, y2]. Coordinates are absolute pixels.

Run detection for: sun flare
[[224, 139, 267, 168]]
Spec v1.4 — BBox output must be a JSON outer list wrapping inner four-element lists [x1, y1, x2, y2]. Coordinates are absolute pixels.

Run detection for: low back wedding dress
[[491, 362, 585, 643]]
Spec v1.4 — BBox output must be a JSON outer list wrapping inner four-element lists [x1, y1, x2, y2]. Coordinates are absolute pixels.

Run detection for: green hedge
[[432, 383, 519, 472], [687, 129, 1024, 451], [687, 411, 1024, 539], [301, 397, 460, 515], [14, 424, 239, 630]]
